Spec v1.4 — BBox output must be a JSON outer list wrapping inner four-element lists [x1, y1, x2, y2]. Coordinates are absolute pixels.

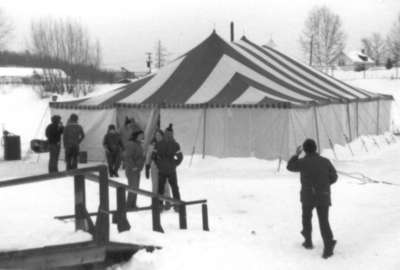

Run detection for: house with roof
[[333, 50, 375, 71]]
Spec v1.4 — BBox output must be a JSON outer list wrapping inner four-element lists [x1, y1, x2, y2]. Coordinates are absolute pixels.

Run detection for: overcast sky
[[1, 0, 400, 70]]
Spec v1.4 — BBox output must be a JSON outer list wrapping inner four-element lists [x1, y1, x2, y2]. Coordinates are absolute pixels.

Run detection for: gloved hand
[[145, 164, 150, 179]]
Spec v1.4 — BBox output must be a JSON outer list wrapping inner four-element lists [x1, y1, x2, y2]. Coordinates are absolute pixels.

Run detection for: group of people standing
[[45, 113, 85, 173], [46, 114, 183, 211]]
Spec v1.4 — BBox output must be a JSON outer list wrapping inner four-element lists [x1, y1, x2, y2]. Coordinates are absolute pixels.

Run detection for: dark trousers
[[48, 143, 60, 173], [65, 145, 79, 170], [125, 169, 141, 208], [106, 150, 121, 175], [158, 172, 181, 201], [301, 204, 334, 246]]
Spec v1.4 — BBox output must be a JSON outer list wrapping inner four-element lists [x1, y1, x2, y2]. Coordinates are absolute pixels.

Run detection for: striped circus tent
[[50, 31, 393, 161]]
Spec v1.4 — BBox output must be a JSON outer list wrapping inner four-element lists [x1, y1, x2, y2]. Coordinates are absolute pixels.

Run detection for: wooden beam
[[0, 242, 105, 269], [94, 167, 110, 245], [202, 204, 210, 231], [0, 165, 107, 189], [74, 174, 87, 232], [179, 205, 187, 229]]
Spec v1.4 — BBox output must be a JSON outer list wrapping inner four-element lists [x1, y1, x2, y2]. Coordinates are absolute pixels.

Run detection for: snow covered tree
[[0, 8, 13, 50], [300, 6, 346, 68], [361, 33, 386, 65]]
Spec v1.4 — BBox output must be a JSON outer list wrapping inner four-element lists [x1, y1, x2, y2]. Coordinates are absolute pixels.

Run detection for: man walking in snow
[[45, 115, 64, 173], [103, 124, 123, 177], [287, 139, 337, 259], [63, 113, 85, 170]]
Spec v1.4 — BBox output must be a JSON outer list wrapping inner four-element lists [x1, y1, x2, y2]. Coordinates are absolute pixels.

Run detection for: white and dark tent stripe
[[50, 31, 392, 110]]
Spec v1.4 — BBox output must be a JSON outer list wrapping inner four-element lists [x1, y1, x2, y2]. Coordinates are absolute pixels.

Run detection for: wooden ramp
[[0, 241, 158, 269]]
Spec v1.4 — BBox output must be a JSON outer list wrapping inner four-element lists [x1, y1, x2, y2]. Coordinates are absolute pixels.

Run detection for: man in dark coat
[[63, 114, 85, 170], [45, 115, 64, 173], [123, 130, 145, 208], [154, 124, 183, 209], [287, 139, 338, 259], [103, 124, 123, 177]]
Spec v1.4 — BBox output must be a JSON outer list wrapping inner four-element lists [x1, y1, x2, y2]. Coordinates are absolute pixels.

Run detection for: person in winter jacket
[[103, 124, 123, 177], [63, 113, 85, 170], [145, 129, 172, 210], [45, 115, 64, 173], [287, 139, 338, 259], [154, 124, 183, 209], [123, 129, 145, 208], [120, 117, 142, 149]]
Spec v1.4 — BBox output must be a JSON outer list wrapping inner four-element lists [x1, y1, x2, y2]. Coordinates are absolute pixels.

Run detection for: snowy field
[[0, 80, 399, 269]]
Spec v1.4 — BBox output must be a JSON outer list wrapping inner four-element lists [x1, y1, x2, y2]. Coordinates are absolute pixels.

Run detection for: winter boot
[[302, 240, 314, 249], [322, 240, 337, 259]]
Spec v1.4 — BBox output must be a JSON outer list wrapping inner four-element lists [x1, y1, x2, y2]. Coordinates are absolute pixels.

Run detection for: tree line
[[299, 6, 400, 69]]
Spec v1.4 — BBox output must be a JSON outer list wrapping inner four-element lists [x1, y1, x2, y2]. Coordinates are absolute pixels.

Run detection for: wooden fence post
[[94, 166, 110, 244], [151, 198, 164, 233], [179, 204, 187, 229], [202, 204, 209, 231], [74, 174, 86, 232], [115, 187, 130, 232]]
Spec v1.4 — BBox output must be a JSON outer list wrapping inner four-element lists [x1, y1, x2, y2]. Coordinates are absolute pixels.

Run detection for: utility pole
[[146, 52, 152, 74], [309, 34, 314, 66]]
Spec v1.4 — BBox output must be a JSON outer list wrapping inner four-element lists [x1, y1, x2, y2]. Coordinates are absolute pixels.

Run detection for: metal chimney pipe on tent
[[230, 22, 234, 42]]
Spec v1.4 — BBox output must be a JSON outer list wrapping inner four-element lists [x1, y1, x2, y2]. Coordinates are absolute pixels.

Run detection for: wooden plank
[[94, 167, 110, 245], [202, 204, 210, 231], [74, 174, 87, 232], [85, 173, 183, 205], [152, 198, 164, 233], [0, 242, 105, 269], [179, 205, 187, 229], [115, 186, 131, 232], [0, 165, 107, 188]]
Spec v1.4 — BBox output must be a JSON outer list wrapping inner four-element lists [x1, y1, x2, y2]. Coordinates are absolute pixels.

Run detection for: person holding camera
[[287, 139, 338, 259]]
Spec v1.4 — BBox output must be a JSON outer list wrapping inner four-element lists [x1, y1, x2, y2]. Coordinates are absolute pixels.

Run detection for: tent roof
[[51, 32, 392, 110]]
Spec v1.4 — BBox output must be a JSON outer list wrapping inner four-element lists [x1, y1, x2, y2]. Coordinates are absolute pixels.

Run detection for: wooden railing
[[0, 165, 209, 244]]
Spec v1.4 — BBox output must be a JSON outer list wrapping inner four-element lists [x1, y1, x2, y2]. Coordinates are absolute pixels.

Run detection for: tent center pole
[[312, 105, 321, 153], [202, 106, 207, 159], [346, 102, 352, 141], [376, 99, 380, 135]]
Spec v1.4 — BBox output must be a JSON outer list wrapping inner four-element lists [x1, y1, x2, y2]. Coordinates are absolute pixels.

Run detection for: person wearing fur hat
[[103, 124, 123, 177], [154, 124, 183, 210], [287, 138, 338, 259], [45, 115, 64, 173], [123, 129, 145, 208]]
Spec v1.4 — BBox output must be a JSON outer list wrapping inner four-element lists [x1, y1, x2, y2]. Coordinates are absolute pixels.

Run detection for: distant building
[[333, 50, 375, 71], [262, 37, 277, 49]]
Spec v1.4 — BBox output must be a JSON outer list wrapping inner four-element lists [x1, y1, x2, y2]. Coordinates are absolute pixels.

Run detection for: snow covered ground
[[0, 80, 399, 269]]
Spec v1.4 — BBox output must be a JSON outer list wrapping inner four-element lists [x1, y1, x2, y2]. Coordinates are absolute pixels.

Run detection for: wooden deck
[[0, 241, 158, 269]]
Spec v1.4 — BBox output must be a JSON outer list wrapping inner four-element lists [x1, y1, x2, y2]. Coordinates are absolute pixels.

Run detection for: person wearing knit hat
[[154, 123, 183, 211], [63, 113, 85, 170], [103, 124, 123, 177], [123, 129, 145, 208]]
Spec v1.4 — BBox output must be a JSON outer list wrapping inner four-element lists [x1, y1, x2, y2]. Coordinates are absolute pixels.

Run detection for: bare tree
[[361, 33, 386, 65], [300, 6, 346, 69], [0, 8, 13, 49], [154, 40, 168, 69], [387, 14, 400, 66], [30, 17, 102, 96]]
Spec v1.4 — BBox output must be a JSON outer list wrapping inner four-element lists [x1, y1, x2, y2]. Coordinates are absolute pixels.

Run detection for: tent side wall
[[50, 108, 117, 162], [288, 99, 392, 157], [161, 107, 290, 160]]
